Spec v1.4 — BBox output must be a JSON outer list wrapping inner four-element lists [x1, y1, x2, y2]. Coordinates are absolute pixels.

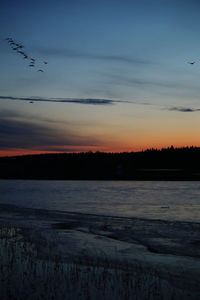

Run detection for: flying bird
[[188, 61, 195, 65], [16, 44, 24, 49], [5, 37, 48, 72]]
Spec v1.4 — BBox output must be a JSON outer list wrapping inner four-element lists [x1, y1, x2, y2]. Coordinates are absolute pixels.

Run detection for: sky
[[1, 0, 200, 156]]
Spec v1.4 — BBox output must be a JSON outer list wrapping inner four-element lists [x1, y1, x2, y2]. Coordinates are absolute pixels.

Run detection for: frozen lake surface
[[0, 180, 200, 222], [1, 180, 200, 299]]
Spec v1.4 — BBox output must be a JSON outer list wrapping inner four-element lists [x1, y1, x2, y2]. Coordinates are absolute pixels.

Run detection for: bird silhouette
[[5, 37, 48, 71], [16, 44, 24, 49]]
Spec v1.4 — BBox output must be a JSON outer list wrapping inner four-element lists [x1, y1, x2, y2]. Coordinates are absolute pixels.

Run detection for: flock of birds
[[6, 37, 197, 70], [5, 37, 48, 72]]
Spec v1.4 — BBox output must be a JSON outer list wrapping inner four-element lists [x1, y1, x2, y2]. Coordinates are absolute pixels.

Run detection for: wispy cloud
[[100, 72, 182, 89], [0, 109, 70, 125], [0, 110, 101, 151], [0, 96, 128, 105], [38, 48, 150, 65], [168, 107, 200, 112]]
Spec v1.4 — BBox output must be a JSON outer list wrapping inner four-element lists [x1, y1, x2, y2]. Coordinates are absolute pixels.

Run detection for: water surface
[[0, 180, 200, 222]]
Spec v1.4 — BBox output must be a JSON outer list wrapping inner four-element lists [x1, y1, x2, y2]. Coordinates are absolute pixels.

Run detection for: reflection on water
[[0, 180, 200, 222]]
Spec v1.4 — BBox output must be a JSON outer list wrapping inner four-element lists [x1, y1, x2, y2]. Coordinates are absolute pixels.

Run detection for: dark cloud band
[[168, 107, 200, 112], [0, 115, 100, 151], [0, 96, 127, 105]]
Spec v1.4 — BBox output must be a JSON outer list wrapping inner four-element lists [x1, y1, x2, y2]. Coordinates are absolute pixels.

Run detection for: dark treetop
[[0, 147, 200, 180]]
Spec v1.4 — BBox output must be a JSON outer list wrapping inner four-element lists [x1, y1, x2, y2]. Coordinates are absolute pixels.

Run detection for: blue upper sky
[[1, 0, 200, 155]]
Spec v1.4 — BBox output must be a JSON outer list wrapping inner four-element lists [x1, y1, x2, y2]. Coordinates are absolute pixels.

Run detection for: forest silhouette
[[1, 146, 200, 180]]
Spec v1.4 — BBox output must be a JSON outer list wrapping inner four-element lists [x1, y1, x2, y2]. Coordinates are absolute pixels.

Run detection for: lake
[[0, 180, 200, 222]]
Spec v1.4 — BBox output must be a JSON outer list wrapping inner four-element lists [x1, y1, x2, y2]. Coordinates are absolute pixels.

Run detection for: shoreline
[[1, 203, 200, 254], [1, 203, 200, 293]]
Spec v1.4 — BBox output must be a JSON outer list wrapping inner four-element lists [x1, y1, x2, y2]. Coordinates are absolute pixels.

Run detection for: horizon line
[[1, 145, 200, 158]]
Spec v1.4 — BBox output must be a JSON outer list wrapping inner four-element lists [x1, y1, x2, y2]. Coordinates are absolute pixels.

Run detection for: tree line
[[0, 146, 200, 180]]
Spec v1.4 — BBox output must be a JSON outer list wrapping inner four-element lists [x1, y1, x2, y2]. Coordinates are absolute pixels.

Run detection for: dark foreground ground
[[0, 203, 200, 299]]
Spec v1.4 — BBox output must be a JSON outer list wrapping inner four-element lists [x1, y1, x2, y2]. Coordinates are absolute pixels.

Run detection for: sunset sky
[[1, 0, 200, 156]]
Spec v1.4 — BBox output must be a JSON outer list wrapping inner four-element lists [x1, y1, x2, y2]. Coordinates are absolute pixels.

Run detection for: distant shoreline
[[1, 147, 200, 180]]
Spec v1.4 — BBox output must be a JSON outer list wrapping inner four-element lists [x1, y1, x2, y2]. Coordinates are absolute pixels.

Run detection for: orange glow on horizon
[[1, 141, 200, 157]]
